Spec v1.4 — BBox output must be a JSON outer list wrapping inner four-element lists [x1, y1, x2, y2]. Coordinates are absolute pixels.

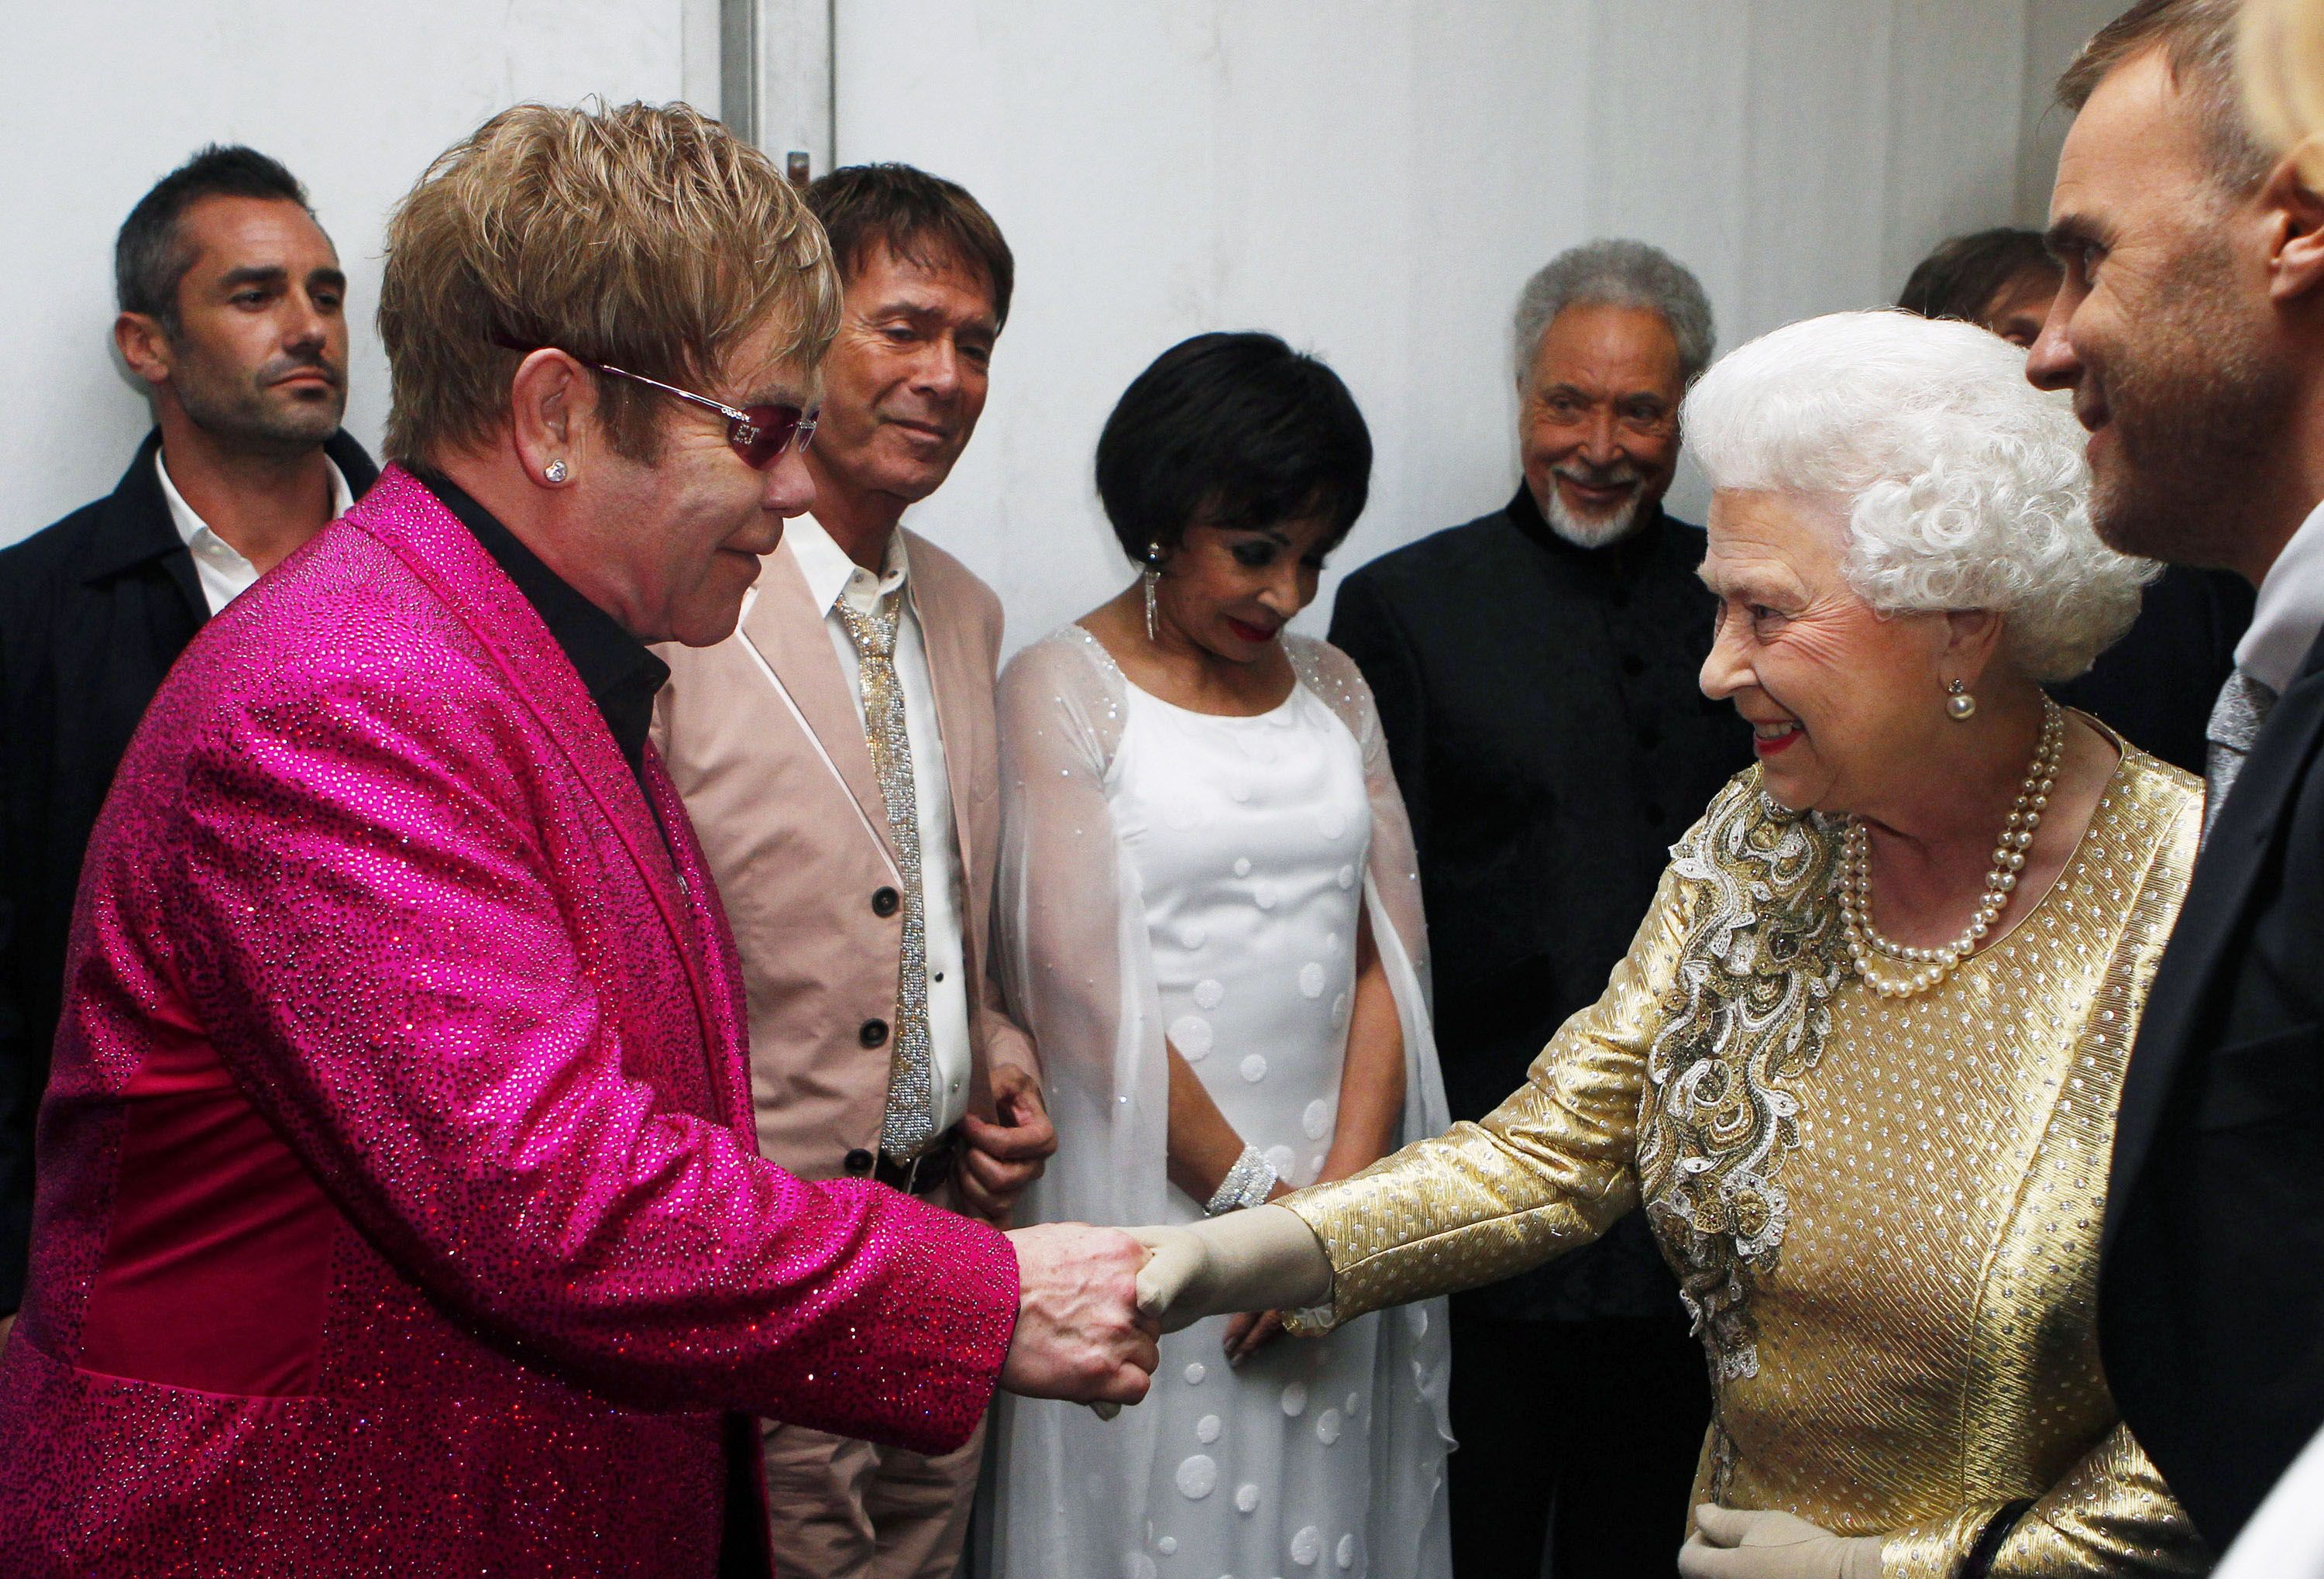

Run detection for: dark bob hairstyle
[[1095, 332, 1371, 562]]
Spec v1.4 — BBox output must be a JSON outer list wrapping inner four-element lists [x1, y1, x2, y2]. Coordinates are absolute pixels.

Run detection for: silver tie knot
[[2202, 667, 2279, 846]]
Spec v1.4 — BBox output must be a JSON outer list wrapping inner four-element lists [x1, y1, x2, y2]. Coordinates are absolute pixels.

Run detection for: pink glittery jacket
[[0, 467, 1019, 1577]]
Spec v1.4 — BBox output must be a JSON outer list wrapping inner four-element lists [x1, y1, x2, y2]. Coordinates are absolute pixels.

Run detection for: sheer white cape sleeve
[[982, 625, 1452, 1579]]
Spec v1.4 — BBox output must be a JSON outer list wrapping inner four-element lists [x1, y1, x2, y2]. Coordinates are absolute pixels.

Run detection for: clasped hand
[[1677, 1507, 1884, 1579], [956, 1065, 1057, 1225], [999, 1206, 1332, 1411], [999, 1222, 1159, 1406], [1129, 1205, 1334, 1332]]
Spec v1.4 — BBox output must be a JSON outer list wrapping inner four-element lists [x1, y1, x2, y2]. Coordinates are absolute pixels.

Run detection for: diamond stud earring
[[544, 459, 569, 484]]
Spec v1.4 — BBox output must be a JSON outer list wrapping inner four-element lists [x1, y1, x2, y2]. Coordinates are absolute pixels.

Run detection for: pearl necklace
[[1839, 697, 2065, 999]]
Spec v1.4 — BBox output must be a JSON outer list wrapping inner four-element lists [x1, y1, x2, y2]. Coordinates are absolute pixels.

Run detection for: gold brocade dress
[[1284, 748, 2211, 1576]]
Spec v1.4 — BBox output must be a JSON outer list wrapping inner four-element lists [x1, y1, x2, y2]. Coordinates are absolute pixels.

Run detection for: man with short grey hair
[[1507, 239, 1716, 546], [1327, 238, 1749, 1576]]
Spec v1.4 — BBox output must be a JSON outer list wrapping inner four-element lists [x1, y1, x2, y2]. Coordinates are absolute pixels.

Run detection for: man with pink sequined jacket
[[0, 104, 1157, 1577]]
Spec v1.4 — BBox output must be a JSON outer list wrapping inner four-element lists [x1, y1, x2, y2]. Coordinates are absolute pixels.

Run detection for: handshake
[[996, 1208, 1333, 1405]]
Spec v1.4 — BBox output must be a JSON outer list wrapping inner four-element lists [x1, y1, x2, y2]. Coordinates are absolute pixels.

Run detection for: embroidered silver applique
[[1637, 777, 1848, 1398]]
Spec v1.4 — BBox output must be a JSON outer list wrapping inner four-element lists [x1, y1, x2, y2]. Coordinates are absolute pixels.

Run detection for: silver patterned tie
[[839, 588, 937, 1160], [2202, 666, 2278, 848]]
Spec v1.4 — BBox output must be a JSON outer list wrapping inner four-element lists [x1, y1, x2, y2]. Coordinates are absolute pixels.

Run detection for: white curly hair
[[1682, 309, 2157, 683]]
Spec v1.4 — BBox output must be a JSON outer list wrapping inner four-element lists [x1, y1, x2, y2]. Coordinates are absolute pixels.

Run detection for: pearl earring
[[1946, 679, 1976, 721], [544, 459, 568, 484]]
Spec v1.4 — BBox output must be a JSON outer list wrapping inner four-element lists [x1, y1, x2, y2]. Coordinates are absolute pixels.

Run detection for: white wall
[[2019, 0, 2131, 222], [831, 0, 2109, 654], [0, 0, 717, 542], [1, 0, 2117, 619]]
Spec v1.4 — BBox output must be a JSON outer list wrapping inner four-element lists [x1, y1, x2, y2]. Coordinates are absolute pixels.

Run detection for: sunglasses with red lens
[[490, 335, 816, 468]]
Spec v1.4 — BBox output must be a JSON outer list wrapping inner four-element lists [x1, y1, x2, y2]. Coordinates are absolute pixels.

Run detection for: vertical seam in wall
[[826, 0, 839, 166], [1735, 0, 1758, 325], [1868, 0, 1887, 304], [719, 0, 758, 143]]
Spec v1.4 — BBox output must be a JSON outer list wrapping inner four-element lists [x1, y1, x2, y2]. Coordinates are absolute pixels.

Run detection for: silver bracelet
[[1205, 1144, 1277, 1216]]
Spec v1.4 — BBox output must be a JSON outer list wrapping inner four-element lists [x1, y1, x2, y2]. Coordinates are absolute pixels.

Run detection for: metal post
[[716, 0, 834, 178], [720, 0, 759, 145]]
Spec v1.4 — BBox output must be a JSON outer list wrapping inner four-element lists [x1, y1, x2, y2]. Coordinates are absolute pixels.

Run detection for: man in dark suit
[[1329, 239, 1751, 1577], [2028, 0, 2324, 1554], [0, 145, 376, 1330]]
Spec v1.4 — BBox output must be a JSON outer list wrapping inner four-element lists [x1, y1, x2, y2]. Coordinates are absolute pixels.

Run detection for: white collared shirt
[[2234, 494, 2324, 696], [784, 511, 972, 1134], [156, 448, 354, 617]]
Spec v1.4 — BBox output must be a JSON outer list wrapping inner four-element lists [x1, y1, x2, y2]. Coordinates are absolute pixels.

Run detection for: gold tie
[[839, 588, 937, 1160]]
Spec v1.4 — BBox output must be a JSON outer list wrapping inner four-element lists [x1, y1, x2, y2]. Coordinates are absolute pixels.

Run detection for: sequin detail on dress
[[1639, 782, 1848, 1388]]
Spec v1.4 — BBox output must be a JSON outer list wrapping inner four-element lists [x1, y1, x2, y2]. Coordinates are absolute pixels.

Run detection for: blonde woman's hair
[[377, 100, 840, 466], [2242, 0, 2324, 185]]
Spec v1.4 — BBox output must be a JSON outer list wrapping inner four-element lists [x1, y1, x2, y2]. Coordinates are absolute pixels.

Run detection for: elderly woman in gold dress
[[1133, 311, 2209, 1577]]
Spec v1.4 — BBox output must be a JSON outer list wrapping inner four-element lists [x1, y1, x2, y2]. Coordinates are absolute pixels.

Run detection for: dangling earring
[[1143, 544, 1164, 642], [1946, 679, 1977, 721]]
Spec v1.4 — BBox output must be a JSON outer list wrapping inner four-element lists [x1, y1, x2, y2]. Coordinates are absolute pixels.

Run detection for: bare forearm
[[1317, 920, 1404, 1182], [1166, 1043, 1258, 1202]]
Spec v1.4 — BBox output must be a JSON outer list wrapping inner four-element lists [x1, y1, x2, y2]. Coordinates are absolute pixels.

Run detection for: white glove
[[1677, 1506, 1885, 1579], [1087, 1206, 1333, 1422], [1127, 1205, 1332, 1332]]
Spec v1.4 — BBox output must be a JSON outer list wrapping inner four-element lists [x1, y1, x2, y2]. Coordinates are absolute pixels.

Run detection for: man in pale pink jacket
[[655, 163, 1055, 1579], [0, 103, 1153, 1578]]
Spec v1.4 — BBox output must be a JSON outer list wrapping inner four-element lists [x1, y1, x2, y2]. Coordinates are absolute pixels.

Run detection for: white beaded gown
[[985, 626, 1452, 1579]]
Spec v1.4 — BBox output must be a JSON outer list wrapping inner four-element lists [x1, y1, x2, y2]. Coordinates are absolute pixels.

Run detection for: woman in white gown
[[986, 333, 1452, 1579]]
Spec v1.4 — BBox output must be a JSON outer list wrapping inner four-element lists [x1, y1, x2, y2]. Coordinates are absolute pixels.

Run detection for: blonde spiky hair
[[378, 100, 839, 466]]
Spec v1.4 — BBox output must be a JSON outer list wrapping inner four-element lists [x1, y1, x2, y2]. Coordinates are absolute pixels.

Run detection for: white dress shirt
[[2234, 494, 2324, 696], [156, 449, 354, 617], [784, 512, 972, 1134]]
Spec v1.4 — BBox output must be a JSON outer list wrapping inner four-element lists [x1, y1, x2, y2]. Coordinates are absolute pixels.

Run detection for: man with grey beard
[[0, 145, 374, 1341], [1325, 239, 1749, 1577]]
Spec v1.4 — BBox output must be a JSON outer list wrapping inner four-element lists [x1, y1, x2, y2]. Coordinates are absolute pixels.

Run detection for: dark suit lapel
[[737, 546, 903, 871], [82, 427, 382, 625], [322, 428, 383, 500], [2106, 634, 2324, 1244], [78, 431, 208, 631], [156, 541, 205, 626]]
